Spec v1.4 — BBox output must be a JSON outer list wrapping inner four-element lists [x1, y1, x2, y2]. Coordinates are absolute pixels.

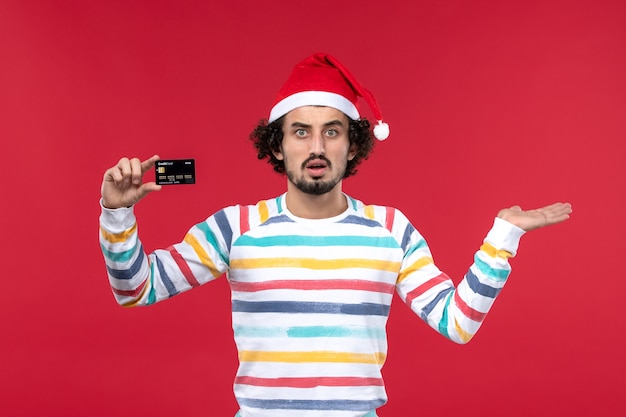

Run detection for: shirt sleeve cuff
[[99, 199, 137, 232], [484, 217, 526, 257]]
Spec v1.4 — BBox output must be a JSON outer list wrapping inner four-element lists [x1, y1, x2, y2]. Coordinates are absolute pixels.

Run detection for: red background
[[1, 1, 624, 416]]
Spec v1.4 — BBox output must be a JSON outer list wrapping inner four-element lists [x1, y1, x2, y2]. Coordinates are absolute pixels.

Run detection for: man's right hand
[[101, 155, 162, 209]]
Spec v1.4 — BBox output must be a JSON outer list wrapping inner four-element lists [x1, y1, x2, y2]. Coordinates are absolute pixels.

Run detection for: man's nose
[[310, 131, 325, 155]]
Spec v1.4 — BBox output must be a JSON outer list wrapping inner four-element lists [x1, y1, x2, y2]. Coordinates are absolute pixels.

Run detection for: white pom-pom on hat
[[373, 121, 390, 141], [269, 53, 390, 141]]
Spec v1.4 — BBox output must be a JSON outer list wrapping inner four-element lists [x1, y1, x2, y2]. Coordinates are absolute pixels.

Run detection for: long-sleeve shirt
[[99, 193, 525, 417]]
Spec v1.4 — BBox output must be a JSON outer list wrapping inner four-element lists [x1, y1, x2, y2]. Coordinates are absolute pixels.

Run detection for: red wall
[[1, 1, 624, 416]]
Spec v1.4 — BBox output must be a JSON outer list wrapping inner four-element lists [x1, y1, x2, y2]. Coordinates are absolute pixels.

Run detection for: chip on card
[[155, 159, 196, 185]]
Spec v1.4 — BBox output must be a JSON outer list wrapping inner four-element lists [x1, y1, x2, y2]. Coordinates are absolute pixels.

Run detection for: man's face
[[274, 106, 356, 196]]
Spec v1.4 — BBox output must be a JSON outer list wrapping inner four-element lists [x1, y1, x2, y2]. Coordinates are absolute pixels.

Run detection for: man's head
[[250, 106, 373, 180], [250, 53, 386, 182]]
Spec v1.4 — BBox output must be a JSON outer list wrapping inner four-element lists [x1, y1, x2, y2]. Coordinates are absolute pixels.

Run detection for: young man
[[99, 53, 572, 417]]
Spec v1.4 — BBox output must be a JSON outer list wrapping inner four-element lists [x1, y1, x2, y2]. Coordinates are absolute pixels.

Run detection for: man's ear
[[347, 143, 358, 161], [272, 148, 284, 161]]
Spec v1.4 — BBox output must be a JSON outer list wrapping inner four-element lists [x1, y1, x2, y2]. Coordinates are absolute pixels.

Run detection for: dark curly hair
[[250, 116, 374, 178]]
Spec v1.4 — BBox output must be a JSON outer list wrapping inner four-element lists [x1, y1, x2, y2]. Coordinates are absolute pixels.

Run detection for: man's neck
[[284, 184, 348, 219]]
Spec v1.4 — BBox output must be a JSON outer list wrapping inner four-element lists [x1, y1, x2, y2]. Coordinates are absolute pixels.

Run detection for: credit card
[[155, 159, 196, 185]]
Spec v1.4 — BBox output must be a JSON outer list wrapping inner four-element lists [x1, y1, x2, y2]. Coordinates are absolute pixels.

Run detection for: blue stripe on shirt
[[466, 269, 501, 298], [107, 249, 144, 280], [214, 209, 233, 252], [420, 286, 454, 321], [232, 300, 390, 317], [233, 234, 399, 248], [154, 256, 179, 297], [101, 241, 139, 263], [233, 325, 386, 339], [260, 214, 294, 226], [339, 215, 381, 228], [400, 223, 416, 252], [237, 397, 386, 411], [473, 253, 510, 281], [195, 221, 228, 265], [403, 238, 427, 259]]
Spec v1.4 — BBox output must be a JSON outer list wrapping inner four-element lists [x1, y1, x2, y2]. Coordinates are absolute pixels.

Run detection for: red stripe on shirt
[[167, 246, 200, 287], [112, 276, 147, 296], [454, 290, 486, 323], [234, 375, 384, 388], [404, 272, 450, 305], [231, 279, 395, 294], [240, 205, 250, 234], [385, 206, 395, 232]]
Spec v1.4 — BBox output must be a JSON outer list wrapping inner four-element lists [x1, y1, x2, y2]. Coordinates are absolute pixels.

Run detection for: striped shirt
[[99, 193, 525, 417]]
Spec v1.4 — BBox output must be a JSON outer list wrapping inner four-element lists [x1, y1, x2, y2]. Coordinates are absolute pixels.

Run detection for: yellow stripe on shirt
[[231, 257, 400, 272], [454, 317, 474, 343], [239, 350, 386, 365], [121, 275, 150, 307], [100, 223, 137, 243], [184, 233, 222, 278], [480, 242, 513, 259], [396, 256, 434, 284], [258, 200, 269, 223]]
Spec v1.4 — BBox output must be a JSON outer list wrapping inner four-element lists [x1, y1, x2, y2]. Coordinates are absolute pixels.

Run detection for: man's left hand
[[497, 202, 572, 231]]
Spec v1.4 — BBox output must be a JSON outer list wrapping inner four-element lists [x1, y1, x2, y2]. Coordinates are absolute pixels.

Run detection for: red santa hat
[[268, 53, 390, 141]]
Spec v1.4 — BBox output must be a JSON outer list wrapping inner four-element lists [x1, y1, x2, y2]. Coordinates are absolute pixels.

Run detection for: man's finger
[[129, 157, 144, 185], [141, 154, 161, 173], [538, 202, 572, 226], [545, 203, 572, 218], [111, 158, 131, 186]]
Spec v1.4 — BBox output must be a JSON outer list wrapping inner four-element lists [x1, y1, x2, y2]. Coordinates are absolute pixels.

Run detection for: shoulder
[[229, 195, 287, 234], [347, 195, 412, 232], [186, 197, 284, 250], [348, 196, 428, 254]]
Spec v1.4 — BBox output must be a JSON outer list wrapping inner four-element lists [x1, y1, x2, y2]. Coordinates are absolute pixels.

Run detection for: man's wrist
[[485, 217, 526, 256]]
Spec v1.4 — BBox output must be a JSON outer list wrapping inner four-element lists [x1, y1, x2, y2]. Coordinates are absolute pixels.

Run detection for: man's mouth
[[305, 160, 327, 177], [302, 156, 331, 177], [306, 161, 328, 169]]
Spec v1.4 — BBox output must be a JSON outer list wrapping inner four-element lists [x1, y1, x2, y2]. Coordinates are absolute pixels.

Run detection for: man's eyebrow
[[288, 119, 346, 128], [323, 119, 346, 127], [289, 122, 311, 128]]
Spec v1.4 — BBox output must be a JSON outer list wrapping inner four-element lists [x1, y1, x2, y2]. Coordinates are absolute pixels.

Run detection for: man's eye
[[295, 129, 307, 137], [326, 129, 337, 137]]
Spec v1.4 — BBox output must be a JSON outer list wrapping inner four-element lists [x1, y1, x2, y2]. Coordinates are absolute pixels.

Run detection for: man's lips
[[302, 156, 331, 177], [305, 160, 328, 169], [306, 162, 327, 177]]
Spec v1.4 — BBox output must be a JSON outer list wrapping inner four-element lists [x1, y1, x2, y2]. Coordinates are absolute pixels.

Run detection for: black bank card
[[155, 159, 196, 185]]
